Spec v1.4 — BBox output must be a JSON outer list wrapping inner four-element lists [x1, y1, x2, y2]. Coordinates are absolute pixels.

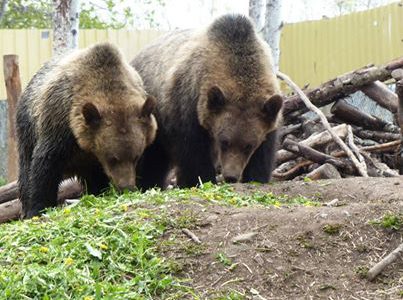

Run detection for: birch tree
[[52, 0, 80, 56], [248, 0, 265, 31], [263, 0, 283, 70]]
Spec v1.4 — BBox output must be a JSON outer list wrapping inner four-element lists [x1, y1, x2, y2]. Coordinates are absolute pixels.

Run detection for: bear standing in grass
[[132, 14, 283, 189], [17, 43, 157, 218]]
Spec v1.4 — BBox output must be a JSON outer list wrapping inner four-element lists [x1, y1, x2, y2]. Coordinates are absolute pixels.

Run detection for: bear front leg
[[242, 129, 278, 183], [24, 142, 66, 218], [176, 150, 216, 188], [137, 141, 171, 190]]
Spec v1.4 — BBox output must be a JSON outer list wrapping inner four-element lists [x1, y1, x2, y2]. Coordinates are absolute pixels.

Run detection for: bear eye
[[220, 140, 230, 152], [108, 157, 119, 166]]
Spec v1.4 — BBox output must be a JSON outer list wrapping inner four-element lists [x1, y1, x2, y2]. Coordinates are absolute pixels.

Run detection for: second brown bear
[[132, 14, 283, 188]]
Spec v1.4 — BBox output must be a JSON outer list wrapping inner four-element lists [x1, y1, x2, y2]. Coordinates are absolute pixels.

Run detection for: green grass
[[0, 182, 318, 299], [369, 213, 402, 230]]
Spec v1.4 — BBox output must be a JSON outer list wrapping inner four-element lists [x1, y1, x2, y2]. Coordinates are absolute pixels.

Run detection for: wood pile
[[274, 57, 403, 181]]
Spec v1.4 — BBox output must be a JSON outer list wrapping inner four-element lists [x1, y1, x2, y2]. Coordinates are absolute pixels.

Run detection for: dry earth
[[159, 177, 403, 299]]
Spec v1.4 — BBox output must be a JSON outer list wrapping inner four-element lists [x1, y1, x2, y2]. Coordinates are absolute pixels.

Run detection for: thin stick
[[277, 71, 368, 177], [182, 228, 202, 244], [367, 243, 403, 281], [346, 125, 366, 166]]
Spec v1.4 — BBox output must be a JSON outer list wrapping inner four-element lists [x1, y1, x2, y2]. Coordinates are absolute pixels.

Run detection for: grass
[[0, 182, 318, 299], [369, 213, 402, 230]]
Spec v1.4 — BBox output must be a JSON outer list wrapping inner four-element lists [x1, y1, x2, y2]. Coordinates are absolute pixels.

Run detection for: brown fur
[[16, 43, 157, 217], [132, 15, 282, 188]]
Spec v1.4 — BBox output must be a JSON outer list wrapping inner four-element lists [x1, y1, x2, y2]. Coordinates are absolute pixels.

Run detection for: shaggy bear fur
[[132, 14, 283, 189], [17, 43, 157, 218]]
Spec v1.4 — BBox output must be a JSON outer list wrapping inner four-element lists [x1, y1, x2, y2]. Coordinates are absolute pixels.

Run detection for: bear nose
[[224, 175, 239, 183], [116, 184, 136, 192]]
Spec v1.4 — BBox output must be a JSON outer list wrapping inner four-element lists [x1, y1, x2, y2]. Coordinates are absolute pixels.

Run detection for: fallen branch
[[0, 181, 17, 204], [360, 80, 398, 113], [276, 124, 348, 164], [0, 179, 82, 224], [182, 228, 202, 244], [367, 243, 403, 281], [277, 71, 368, 177]]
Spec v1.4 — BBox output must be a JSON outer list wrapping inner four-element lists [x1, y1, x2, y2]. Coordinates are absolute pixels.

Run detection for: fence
[[1, 2, 403, 99]]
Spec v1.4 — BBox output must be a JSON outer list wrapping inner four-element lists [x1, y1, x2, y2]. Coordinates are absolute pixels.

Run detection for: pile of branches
[[274, 57, 403, 181]]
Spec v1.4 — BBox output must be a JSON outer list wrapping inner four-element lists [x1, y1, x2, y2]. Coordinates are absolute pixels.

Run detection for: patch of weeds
[[0, 177, 6, 186], [296, 232, 315, 249], [183, 243, 207, 256], [216, 252, 233, 267], [323, 224, 342, 235], [0, 192, 195, 299], [356, 244, 369, 253], [355, 266, 369, 279], [369, 213, 402, 230], [174, 210, 200, 229], [303, 177, 313, 183]]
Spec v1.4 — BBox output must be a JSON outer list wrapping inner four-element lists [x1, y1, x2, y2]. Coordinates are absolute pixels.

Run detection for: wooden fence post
[[392, 69, 403, 175], [3, 55, 21, 182]]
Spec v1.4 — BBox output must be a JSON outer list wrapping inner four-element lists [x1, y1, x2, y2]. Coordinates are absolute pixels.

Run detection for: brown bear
[[16, 43, 157, 218], [131, 14, 283, 189]]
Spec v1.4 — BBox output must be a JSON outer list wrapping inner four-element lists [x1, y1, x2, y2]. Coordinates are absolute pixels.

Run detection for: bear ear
[[141, 95, 156, 118], [207, 86, 226, 112], [82, 103, 102, 127], [262, 94, 283, 122]]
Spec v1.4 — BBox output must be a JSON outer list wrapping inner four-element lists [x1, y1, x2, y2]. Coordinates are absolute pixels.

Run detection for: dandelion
[[84, 297, 94, 300], [32, 216, 40, 221], [39, 246, 49, 253], [121, 204, 128, 212], [99, 244, 108, 250], [65, 257, 74, 266], [63, 208, 71, 215]]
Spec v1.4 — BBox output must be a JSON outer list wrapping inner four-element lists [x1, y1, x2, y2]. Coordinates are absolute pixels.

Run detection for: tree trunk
[[0, 0, 8, 23], [52, 0, 80, 56], [264, 0, 282, 70], [248, 0, 265, 31], [3, 55, 21, 182], [69, 0, 80, 49]]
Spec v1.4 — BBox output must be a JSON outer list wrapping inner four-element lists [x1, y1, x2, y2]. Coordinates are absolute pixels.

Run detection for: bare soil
[[159, 177, 403, 299]]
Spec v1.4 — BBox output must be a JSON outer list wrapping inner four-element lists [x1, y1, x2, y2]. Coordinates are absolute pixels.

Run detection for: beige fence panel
[[280, 2, 403, 87], [0, 29, 165, 99], [1, 2, 403, 99]]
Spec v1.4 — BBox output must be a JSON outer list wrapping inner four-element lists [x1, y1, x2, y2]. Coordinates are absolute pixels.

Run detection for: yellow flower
[[32, 216, 40, 221], [94, 208, 100, 215], [39, 246, 49, 253], [83, 297, 93, 300], [65, 257, 74, 266], [99, 243, 108, 250], [63, 208, 71, 215], [121, 204, 128, 212]]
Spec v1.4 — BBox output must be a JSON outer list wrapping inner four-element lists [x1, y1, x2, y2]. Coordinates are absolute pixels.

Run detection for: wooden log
[[276, 124, 348, 164], [273, 161, 311, 181], [331, 140, 400, 157], [282, 138, 351, 171], [352, 126, 400, 143], [283, 57, 403, 115], [396, 75, 403, 175], [0, 199, 20, 223], [0, 179, 83, 224], [0, 181, 17, 204], [360, 81, 398, 113], [331, 99, 390, 131], [304, 163, 342, 180], [3, 55, 21, 182], [367, 243, 403, 281]]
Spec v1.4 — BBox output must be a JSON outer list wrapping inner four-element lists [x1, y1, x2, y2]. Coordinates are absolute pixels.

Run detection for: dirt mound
[[160, 177, 403, 299]]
